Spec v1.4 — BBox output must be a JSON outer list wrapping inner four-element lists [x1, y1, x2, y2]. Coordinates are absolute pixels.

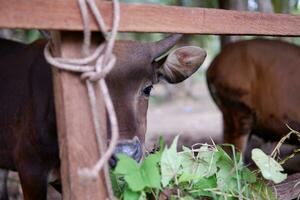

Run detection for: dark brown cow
[[0, 35, 206, 200], [207, 39, 300, 152]]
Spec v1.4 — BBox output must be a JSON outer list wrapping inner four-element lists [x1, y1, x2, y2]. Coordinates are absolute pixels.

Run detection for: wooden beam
[[274, 172, 300, 200], [1, 0, 300, 36], [51, 32, 108, 200]]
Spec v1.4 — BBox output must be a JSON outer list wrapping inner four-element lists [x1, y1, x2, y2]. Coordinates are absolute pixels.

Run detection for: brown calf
[[207, 39, 300, 152], [0, 35, 206, 199]]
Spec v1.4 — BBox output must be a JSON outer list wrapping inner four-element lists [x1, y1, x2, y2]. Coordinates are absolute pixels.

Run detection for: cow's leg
[[224, 123, 250, 153], [222, 101, 253, 153], [17, 165, 48, 200], [0, 170, 8, 200]]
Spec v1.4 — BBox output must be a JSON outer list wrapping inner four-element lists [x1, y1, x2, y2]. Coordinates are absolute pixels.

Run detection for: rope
[[44, 0, 120, 199]]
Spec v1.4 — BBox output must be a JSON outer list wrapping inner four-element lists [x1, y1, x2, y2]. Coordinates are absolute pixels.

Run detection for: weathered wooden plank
[[51, 31, 108, 200], [0, 0, 300, 36], [274, 172, 300, 200]]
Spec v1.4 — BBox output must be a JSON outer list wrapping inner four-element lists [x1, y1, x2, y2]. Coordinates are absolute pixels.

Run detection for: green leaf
[[124, 187, 140, 200], [251, 148, 287, 184], [179, 147, 200, 180], [115, 154, 139, 175], [215, 155, 237, 192], [180, 151, 209, 181], [161, 135, 181, 187], [178, 172, 196, 183], [110, 171, 124, 198], [26, 30, 42, 43], [241, 167, 256, 183], [190, 176, 217, 197], [140, 154, 161, 189], [115, 153, 161, 191], [216, 166, 237, 193], [179, 195, 196, 200], [114, 154, 145, 191], [215, 145, 232, 163], [124, 171, 145, 191], [138, 191, 147, 200], [179, 145, 219, 184], [196, 145, 219, 176]]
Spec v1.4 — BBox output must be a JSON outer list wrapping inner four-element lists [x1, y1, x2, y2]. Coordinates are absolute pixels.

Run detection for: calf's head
[[106, 34, 206, 163]]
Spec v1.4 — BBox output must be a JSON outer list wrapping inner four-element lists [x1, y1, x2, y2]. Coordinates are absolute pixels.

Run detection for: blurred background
[[1, 0, 300, 199], [117, 0, 300, 149]]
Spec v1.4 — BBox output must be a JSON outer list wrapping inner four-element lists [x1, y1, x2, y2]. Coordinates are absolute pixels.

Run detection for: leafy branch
[[111, 135, 290, 200]]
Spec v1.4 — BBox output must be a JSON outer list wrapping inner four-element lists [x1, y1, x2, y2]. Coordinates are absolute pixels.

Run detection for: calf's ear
[[156, 46, 206, 84]]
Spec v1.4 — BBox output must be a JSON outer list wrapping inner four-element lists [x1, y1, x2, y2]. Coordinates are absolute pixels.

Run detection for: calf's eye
[[142, 85, 153, 97]]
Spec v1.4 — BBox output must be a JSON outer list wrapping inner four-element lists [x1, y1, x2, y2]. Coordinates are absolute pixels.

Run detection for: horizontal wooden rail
[[1, 0, 300, 36], [274, 172, 300, 200]]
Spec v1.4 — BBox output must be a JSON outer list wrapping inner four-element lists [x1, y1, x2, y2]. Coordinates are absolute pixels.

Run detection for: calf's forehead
[[111, 41, 153, 77]]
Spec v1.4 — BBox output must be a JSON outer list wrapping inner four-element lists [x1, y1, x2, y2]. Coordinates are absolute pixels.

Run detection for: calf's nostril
[[109, 154, 118, 168]]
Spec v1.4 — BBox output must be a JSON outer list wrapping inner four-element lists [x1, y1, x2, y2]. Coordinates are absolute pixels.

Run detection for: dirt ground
[[146, 79, 223, 149], [5, 171, 61, 200]]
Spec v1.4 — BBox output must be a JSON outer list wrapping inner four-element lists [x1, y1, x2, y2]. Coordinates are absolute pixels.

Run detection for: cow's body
[[207, 39, 300, 150], [0, 36, 206, 199], [207, 39, 300, 151], [0, 39, 60, 199]]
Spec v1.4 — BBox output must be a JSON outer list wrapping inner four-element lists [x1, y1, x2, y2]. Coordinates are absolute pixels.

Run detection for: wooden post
[[51, 31, 108, 200], [274, 172, 300, 200]]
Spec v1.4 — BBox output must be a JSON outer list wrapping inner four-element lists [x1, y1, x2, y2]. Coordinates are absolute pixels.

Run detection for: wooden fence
[[0, 1, 300, 199]]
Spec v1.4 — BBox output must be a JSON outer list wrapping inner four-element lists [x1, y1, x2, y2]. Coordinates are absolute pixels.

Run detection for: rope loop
[[44, 0, 120, 199], [80, 54, 116, 82]]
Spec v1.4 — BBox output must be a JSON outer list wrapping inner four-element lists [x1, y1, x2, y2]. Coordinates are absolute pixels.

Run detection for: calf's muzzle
[[109, 136, 143, 167]]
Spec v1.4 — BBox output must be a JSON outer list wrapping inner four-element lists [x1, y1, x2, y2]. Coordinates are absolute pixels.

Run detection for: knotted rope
[[44, 0, 120, 199]]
